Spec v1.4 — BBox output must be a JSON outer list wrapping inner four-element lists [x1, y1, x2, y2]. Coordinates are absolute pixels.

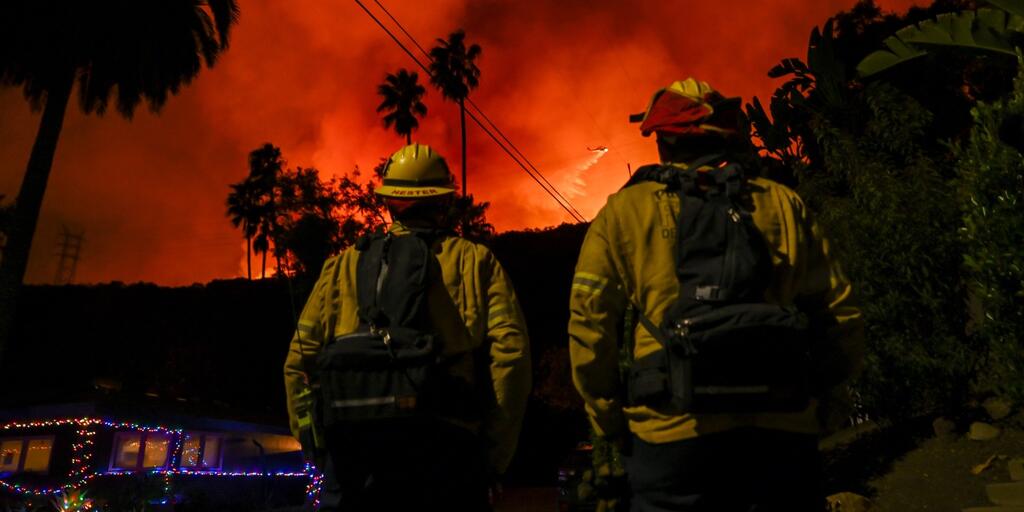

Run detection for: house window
[[110, 432, 171, 471], [179, 433, 223, 470], [0, 437, 54, 474], [142, 435, 171, 468], [0, 440, 22, 472], [23, 439, 52, 472]]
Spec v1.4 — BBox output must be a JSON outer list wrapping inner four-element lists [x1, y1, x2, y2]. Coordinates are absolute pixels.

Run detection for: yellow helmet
[[666, 78, 719, 102], [375, 143, 456, 198], [629, 77, 742, 138]]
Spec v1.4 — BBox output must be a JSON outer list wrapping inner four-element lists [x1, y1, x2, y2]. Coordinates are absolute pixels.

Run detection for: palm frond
[[428, 30, 480, 101], [376, 68, 427, 140], [205, 0, 241, 49]]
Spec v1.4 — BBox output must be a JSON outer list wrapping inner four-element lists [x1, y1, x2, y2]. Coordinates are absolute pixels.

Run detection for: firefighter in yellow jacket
[[569, 79, 864, 511], [284, 143, 531, 511]]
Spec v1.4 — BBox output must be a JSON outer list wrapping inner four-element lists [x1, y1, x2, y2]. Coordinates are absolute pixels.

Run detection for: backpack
[[625, 155, 813, 414], [315, 230, 476, 427]]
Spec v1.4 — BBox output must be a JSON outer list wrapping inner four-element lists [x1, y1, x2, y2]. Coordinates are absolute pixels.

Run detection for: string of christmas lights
[[304, 464, 324, 510], [1, 418, 178, 434], [104, 468, 313, 478], [0, 417, 321, 502]]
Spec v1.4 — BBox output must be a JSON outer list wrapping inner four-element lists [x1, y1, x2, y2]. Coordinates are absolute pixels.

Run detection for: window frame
[[178, 431, 224, 471], [108, 431, 173, 472], [0, 435, 55, 474]]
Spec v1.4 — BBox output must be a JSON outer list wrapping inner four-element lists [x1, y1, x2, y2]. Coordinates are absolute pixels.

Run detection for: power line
[[354, 0, 587, 223], [371, 0, 586, 222], [465, 99, 587, 221], [372, 0, 431, 57]]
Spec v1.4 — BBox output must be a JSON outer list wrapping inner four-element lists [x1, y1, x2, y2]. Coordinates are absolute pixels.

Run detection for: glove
[[294, 386, 324, 463], [298, 426, 317, 463]]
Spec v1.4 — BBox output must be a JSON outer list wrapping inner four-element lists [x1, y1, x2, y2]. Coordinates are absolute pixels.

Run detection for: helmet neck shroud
[[386, 195, 454, 231], [657, 133, 748, 167]]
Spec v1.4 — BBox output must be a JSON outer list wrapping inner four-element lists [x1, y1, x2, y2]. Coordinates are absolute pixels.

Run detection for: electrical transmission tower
[[54, 225, 84, 285]]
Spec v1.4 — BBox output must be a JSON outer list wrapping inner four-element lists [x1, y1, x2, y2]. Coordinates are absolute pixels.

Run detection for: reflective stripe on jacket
[[284, 223, 531, 474], [569, 173, 864, 444]]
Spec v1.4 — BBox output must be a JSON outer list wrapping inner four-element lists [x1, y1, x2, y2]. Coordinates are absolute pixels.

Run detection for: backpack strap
[[356, 228, 446, 331], [622, 164, 672, 189], [355, 233, 392, 329], [622, 153, 728, 192], [633, 300, 701, 357]]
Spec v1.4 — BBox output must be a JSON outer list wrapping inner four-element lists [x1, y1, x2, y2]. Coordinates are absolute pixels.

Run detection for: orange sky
[[0, 0, 926, 285]]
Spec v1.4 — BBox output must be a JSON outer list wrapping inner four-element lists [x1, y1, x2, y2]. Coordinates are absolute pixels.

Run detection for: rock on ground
[[970, 422, 1002, 442]]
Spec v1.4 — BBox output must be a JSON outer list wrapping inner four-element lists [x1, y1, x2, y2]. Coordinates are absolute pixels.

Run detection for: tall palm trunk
[[0, 71, 74, 364], [459, 97, 467, 197], [0, 70, 75, 364], [245, 233, 252, 280], [261, 248, 267, 279], [406, 133, 412, 145]]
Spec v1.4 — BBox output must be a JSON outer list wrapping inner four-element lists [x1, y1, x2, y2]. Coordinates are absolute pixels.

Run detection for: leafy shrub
[[798, 82, 974, 421], [955, 65, 1024, 402]]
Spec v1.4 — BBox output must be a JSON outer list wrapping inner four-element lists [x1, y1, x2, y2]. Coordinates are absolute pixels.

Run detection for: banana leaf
[[988, 0, 1024, 18], [858, 8, 1024, 77]]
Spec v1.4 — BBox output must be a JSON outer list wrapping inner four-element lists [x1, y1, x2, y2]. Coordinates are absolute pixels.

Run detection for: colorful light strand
[[304, 463, 324, 510], [104, 468, 312, 478], [0, 417, 321, 504]]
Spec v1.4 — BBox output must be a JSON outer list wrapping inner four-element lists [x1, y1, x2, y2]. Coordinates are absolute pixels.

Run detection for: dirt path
[[497, 487, 559, 512], [870, 427, 1024, 511]]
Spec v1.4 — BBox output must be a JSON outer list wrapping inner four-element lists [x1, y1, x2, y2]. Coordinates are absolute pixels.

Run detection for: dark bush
[[955, 66, 1024, 402], [798, 82, 974, 421]]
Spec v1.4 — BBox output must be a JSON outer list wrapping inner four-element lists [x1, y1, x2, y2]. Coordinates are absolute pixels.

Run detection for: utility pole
[[54, 225, 84, 285]]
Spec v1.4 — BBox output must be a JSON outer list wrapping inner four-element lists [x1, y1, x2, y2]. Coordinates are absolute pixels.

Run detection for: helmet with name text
[[375, 143, 456, 198]]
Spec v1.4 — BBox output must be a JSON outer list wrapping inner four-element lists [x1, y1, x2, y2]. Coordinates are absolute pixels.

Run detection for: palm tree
[[429, 30, 482, 197], [0, 1, 239, 361], [377, 69, 428, 144], [253, 217, 273, 279], [246, 143, 284, 279], [226, 179, 260, 280]]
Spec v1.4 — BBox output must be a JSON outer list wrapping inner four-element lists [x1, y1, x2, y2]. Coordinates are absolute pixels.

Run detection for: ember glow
[[0, 0, 926, 285]]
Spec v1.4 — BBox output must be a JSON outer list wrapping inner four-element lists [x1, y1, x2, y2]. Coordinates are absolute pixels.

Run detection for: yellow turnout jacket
[[569, 167, 864, 445], [284, 223, 531, 474]]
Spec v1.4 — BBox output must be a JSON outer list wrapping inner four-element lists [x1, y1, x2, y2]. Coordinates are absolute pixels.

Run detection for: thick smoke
[[0, 0, 925, 284]]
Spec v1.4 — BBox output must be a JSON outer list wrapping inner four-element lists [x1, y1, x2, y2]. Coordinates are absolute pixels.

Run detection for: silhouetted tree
[[450, 194, 495, 242], [247, 144, 285, 278], [278, 212, 342, 278], [377, 69, 428, 144], [0, 0, 239, 363], [335, 162, 389, 246], [429, 30, 481, 197], [275, 167, 344, 276], [226, 179, 260, 279]]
